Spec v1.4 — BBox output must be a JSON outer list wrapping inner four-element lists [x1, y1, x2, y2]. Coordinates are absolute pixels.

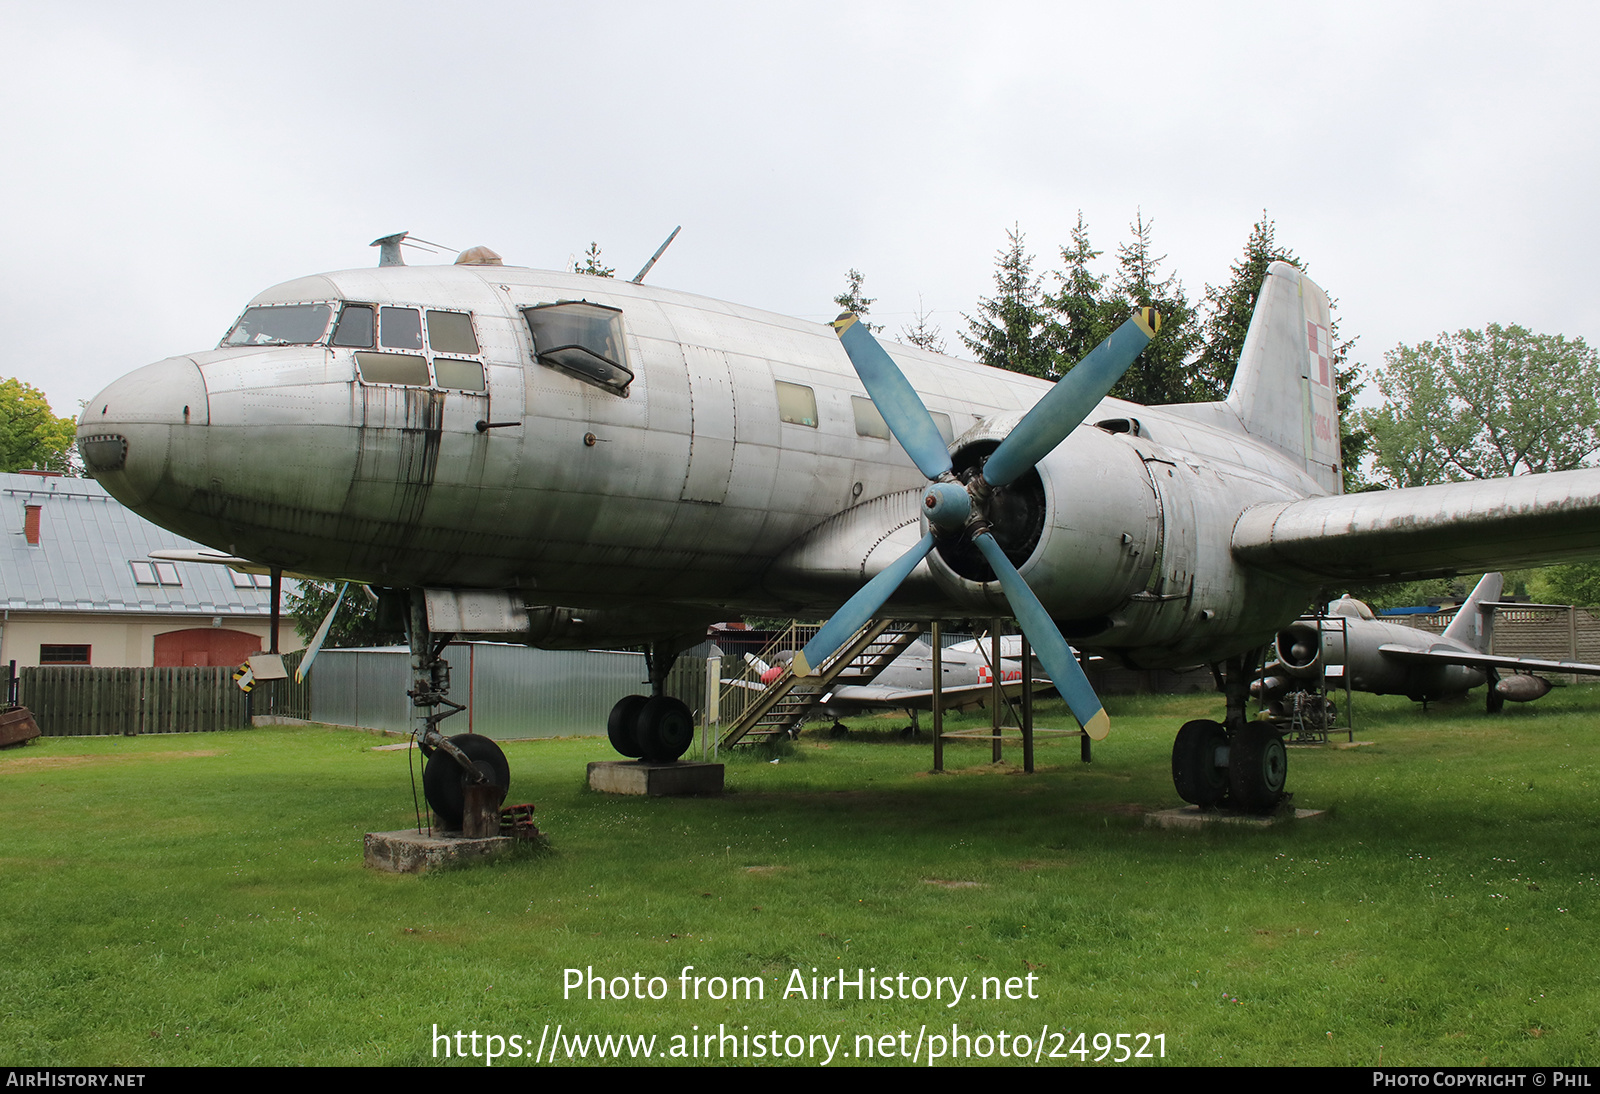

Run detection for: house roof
[[0, 472, 279, 616]]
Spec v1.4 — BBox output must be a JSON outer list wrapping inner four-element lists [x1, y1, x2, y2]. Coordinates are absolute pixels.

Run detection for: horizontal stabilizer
[[1376, 645, 1600, 677]]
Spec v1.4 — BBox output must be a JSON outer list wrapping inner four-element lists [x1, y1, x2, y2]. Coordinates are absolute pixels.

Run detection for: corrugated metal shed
[[0, 472, 277, 617], [309, 643, 676, 739]]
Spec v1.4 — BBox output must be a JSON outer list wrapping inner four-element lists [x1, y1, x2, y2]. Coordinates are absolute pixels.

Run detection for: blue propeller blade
[[972, 533, 1109, 740], [834, 314, 952, 482], [793, 532, 937, 677], [982, 309, 1160, 489]]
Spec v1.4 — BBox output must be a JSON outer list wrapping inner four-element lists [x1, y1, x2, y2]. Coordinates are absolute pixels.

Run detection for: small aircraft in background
[[738, 634, 1051, 735], [1260, 573, 1600, 712]]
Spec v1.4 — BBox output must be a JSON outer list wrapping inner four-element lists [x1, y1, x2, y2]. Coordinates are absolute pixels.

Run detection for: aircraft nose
[[78, 356, 208, 504]]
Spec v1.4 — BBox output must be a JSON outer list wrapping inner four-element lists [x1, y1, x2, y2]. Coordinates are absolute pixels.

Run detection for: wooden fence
[[20, 650, 311, 736]]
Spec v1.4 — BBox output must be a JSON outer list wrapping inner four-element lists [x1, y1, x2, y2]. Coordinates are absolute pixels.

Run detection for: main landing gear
[[606, 638, 696, 763], [1170, 651, 1288, 814], [406, 592, 509, 830]]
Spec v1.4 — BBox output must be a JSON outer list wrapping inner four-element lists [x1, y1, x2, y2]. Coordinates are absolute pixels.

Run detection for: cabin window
[[222, 304, 334, 347], [522, 302, 633, 395], [852, 396, 890, 439], [776, 381, 818, 427], [432, 358, 485, 392], [931, 411, 954, 444], [331, 304, 375, 348]]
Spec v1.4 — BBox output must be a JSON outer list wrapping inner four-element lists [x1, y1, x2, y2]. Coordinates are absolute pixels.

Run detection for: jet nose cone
[[78, 356, 208, 503]]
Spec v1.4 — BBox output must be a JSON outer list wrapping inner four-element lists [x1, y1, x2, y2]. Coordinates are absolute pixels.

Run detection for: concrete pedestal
[[364, 829, 516, 873], [1144, 805, 1326, 830], [587, 760, 724, 796]]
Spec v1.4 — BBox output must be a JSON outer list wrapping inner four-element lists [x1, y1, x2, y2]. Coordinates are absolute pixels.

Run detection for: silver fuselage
[[81, 264, 1328, 668]]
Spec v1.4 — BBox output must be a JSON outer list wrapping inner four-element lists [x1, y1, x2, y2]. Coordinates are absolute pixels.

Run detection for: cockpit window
[[522, 301, 632, 395], [379, 306, 423, 350], [331, 304, 375, 348], [222, 304, 334, 347]]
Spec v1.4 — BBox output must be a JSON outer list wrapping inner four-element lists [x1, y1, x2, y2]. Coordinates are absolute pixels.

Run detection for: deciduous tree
[[1358, 325, 1600, 487], [0, 378, 78, 474]]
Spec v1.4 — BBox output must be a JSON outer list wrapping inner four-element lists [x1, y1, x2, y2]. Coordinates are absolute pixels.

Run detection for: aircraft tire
[[636, 696, 694, 762], [423, 733, 510, 830], [1171, 719, 1229, 807], [608, 695, 650, 758], [1228, 723, 1287, 813]]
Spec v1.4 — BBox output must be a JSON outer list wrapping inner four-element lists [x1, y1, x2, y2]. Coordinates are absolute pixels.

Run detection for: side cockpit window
[[222, 303, 334, 347], [522, 302, 632, 395], [350, 305, 485, 392]]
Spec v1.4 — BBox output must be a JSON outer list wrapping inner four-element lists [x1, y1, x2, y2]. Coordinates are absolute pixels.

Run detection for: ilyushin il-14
[[77, 238, 1600, 821], [1264, 572, 1600, 712]]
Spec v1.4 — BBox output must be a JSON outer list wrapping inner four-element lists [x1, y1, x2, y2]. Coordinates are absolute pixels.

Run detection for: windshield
[[222, 304, 334, 347]]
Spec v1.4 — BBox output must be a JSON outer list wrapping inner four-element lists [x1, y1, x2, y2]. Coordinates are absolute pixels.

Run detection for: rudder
[[1225, 261, 1341, 493]]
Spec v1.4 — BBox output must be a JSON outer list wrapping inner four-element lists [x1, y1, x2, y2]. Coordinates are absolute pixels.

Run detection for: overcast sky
[[3, 1, 1596, 418]]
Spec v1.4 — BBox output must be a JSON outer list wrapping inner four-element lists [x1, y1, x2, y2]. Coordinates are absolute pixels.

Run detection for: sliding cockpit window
[[522, 301, 633, 395], [222, 304, 335, 347]]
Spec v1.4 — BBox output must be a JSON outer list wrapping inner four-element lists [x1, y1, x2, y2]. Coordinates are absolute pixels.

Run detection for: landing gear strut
[[1170, 649, 1287, 813], [605, 637, 696, 763], [407, 592, 509, 828]]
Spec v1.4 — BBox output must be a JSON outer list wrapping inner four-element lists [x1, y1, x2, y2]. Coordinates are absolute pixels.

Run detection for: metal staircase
[[717, 620, 928, 748]]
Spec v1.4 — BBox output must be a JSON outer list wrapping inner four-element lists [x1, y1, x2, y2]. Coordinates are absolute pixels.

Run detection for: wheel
[[635, 696, 694, 762], [1172, 719, 1229, 807], [423, 733, 510, 830], [1228, 722, 1287, 812], [608, 695, 649, 758]]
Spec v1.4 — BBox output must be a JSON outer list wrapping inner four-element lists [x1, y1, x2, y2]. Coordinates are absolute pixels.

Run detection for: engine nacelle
[[922, 421, 1161, 625]]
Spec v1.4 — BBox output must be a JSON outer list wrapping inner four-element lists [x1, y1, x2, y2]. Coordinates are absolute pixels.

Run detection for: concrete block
[[587, 760, 725, 796], [364, 828, 515, 873]]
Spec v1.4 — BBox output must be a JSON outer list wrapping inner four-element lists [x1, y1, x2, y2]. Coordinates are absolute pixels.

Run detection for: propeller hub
[[922, 481, 972, 530]]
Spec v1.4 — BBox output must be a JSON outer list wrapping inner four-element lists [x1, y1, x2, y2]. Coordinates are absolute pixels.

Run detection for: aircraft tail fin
[[1225, 261, 1342, 493], [1441, 572, 1503, 652]]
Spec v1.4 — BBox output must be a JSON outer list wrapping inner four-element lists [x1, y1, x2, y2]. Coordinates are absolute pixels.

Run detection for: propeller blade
[[972, 533, 1108, 740], [982, 309, 1160, 489], [294, 582, 348, 684], [793, 532, 936, 677], [833, 314, 952, 482]]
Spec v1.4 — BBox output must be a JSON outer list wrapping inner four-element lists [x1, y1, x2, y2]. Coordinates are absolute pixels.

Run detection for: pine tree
[[573, 242, 615, 277], [1043, 211, 1117, 372], [960, 226, 1055, 379], [1103, 212, 1199, 403], [1195, 213, 1301, 397], [899, 295, 946, 353], [833, 269, 882, 332]]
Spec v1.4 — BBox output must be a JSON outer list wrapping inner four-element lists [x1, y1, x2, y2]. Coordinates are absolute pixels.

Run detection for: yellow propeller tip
[[790, 651, 815, 678], [1085, 708, 1111, 741], [831, 313, 859, 336], [1133, 308, 1162, 339]]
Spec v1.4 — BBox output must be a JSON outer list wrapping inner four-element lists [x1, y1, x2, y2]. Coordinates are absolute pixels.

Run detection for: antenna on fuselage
[[369, 231, 456, 267], [630, 225, 681, 283]]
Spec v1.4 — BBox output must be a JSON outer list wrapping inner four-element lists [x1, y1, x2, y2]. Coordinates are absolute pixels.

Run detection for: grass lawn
[[4, 687, 1600, 1067]]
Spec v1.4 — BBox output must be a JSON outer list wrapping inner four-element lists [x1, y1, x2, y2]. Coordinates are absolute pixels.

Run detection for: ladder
[[717, 620, 927, 747]]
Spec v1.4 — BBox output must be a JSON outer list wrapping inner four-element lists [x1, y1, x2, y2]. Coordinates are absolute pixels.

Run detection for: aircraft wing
[[1232, 468, 1600, 583], [1375, 644, 1600, 677], [825, 679, 1057, 712]]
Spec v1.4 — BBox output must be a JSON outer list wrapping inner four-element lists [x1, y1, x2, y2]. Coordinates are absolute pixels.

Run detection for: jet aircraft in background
[[1264, 573, 1600, 711], [77, 243, 1600, 822]]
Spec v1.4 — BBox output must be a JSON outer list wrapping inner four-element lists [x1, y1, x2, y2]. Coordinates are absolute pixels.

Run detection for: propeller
[[792, 309, 1160, 740]]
